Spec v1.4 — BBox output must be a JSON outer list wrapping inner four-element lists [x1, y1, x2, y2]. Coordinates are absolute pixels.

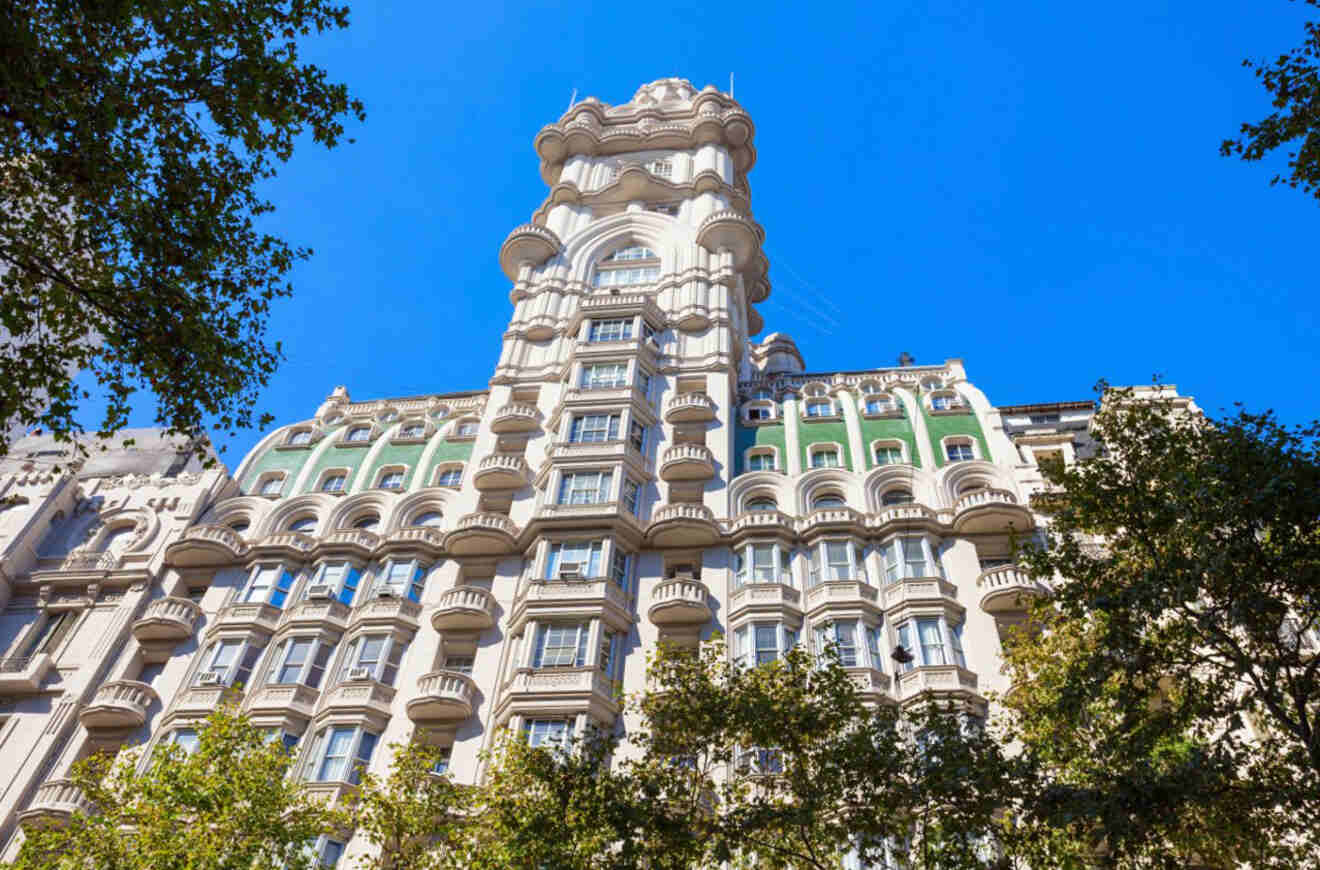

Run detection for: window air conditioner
[[346, 666, 372, 681], [197, 671, 223, 686], [306, 584, 333, 600], [558, 563, 583, 580], [375, 586, 397, 599]]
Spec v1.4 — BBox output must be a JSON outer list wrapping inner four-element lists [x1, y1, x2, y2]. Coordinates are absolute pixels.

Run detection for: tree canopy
[[0, 0, 363, 462]]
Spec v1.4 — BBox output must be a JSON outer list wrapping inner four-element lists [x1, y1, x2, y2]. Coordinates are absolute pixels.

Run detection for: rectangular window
[[883, 537, 929, 582], [557, 471, 612, 505], [534, 624, 588, 668], [810, 449, 840, 469], [917, 617, 947, 666], [546, 541, 603, 579], [946, 442, 975, 462], [747, 452, 775, 471], [949, 621, 966, 668], [169, 728, 200, 755], [746, 406, 771, 421], [599, 631, 621, 679], [611, 549, 631, 589], [752, 544, 777, 583], [896, 623, 915, 672], [311, 725, 378, 784], [431, 747, 452, 775], [874, 446, 902, 465], [621, 478, 641, 515], [524, 719, 571, 748], [636, 369, 652, 399], [824, 541, 851, 582], [196, 639, 261, 687], [444, 655, 474, 675], [244, 564, 293, 608], [339, 634, 406, 686], [588, 318, 632, 342], [834, 623, 859, 667], [629, 421, 646, 452], [754, 624, 780, 665], [580, 363, 629, 389], [569, 413, 620, 443], [866, 626, 882, 669], [379, 560, 426, 601], [23, 610, 74, 657]]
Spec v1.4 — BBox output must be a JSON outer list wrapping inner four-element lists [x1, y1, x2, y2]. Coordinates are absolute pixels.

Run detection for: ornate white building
[[0, 78, 1141, 865]]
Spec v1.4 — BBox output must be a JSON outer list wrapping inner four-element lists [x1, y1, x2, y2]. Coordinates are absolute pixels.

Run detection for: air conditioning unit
[[346, 666, 372, 681], [197, 671, 223, 686], [558, 563, 583, 580], [306, 584, 333, 600], [375, 586, 397, 599]]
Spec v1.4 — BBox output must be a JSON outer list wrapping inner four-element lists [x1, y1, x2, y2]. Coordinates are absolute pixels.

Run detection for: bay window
[[894, 617, 966, 671], [580, 362, 629, 389], [621, 478, 641, 515], [376, 559, 427, 601], [166, 727, 199, 755], [733, 543, 792, 587], [880, 536, 940, 582], [533, 623, 589, 668], [569, 413, 619, 443], [309, 561, 361, 606], [194, 637, 263, 687], [599, 630, 622, 681], [267, 636, 336, 687], [307, 725, 378, 784], [807, 540, 868, 585], [557, 470, 612, 505], [588, 318, 633, 342], [242, 563, 295, 608], [814, 621, 860, 667], [734, 622, 798, 667], [338, 634, 408, 686], [611, 549, 633, 590], [546, 541, 603, 579], [524, 718, 572, 748]]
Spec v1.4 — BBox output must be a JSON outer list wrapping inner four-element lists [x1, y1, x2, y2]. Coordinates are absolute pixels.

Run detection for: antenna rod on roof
[[729, 72, 734, 98], [567, 88, 577, 111]]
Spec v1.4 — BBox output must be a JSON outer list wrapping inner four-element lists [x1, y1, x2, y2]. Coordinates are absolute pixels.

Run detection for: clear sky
[[117, 1, 1320, 467]]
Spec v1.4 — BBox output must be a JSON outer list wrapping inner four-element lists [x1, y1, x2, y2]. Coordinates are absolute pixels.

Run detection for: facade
[[0, 78, 1158, 864]]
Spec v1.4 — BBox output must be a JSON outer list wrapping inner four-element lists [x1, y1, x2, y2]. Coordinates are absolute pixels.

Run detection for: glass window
[[636, 369, 652, 398], [579, 362, 629, 389], [339, 633, 407, 686], [557, 470, 612, 505], [454, 422, 478, 436], [864, 396, 893, 414], [195, 638, 261, 687], [602, 245, 656, 262], [593, 264, 662, 288], [243, 564, 294, 607], [378, 470, 405, 489], [629, 421, 646, 452], [353, 515, 379, 530], [649, 159, 672, 177], [805, 400, 833, 417], [745, 497, 778, 512], [411, 510, 444, 526], [896, 622, 915, 672], [321, 474, 347, 493], [747, 452, 775, 471], [917, 618, 947, 666], [400, 423, 426, 438], [259, 476, 283, 496], [621, 479, 641, 515], [24, 610, 74, 656], [288, 430, 312, 446], [589, 318, 632, 342], [434, 467, 463, 487], [346, 427, 371, 442], [570, 413, 620, 443], [611, 549, 632, 589], [525, 718, 571, 748], [546, 541, 603, 579], [755, 624, 779, 665], [873, 445, 903, 465], [168, 728, 200, 755], [866, 626, 882, 668], [746, 405, 772, 421], [810, 449, 840, 469], [444, 655, 474, 675], [431, 747, 452, 775], [316, 839, 345, 868], [824, 541, 851, 582], [534, 624, 589, 668], [881, 489, 913, 506], [813, 494, 846, 509], [288, 516, 318, 533], [946, 441, 975, 462], [269, 636, 335, 688], [882, 537, 931, 582], [599, 630, 622, 679], [310, 725, 378, 784], [815, 622, 859, 667], [378, 559, 427, 602]]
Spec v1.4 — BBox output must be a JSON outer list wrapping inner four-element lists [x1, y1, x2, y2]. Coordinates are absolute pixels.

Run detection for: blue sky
[[128, 1, 1320, 465]]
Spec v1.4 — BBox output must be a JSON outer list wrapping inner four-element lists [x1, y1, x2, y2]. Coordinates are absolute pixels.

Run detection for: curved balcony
[[443, 512, 519, 556], [209, 601, 282, 635], [895, 665, 982, 707], [245, 682, 321, 719], [647, 503, 721, 548], [431, 586, 497, 632], [800, 507, 866, 538], [80, 679, 157, 733], [165, 524, 249, 568], [881, 577, 961, 619], [952, 488, 1033, 535], [846, 667, 894, 704], [496, 667, 619, 724], [648, 578, 712, 627], [674, 303, 711, 332], [19, 779, 93, 826], [132, 596, 200, 646], [406, 670, 478, 724], [868, 504, 944, 535], [522, 313, 558, 341], [728, 510, 795, 542], [280, 597, 352, 631], [248, 532, 318, 561], [729, 582, 802, 623], [498, 222, 563, 281], [977, 564, 1049, 614], [658, 444, 716, 482], [663, 392, 717, 424], [320, 679, 395, 719], [805, 581, 881, 618], [695, 209, 761, 267], [351, 595, 422, 631], [377, 526, 445, 559], [511, 579, 632, 636], [318, 529, 381, 558], [490, 402, 541, 433], [473, 454, 532, 491]]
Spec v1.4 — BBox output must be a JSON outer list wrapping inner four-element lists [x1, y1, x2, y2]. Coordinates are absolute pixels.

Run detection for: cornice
[[530, 168, 750, 225]]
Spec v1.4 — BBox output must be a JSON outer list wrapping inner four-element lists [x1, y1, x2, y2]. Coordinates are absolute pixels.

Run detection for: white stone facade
[[0, 78, 1159, 865]]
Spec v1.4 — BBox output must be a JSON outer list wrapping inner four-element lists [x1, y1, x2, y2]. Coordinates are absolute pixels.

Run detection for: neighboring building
[[0, 78, 1175, 864], [0, 430, 227, 850]]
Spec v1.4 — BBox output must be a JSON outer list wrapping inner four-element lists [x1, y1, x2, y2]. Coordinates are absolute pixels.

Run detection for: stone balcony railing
[[800, 507, 867, 535], [663, 392, 717, 424], [249, 532, 318, 558], [880, 577, 960, 617], [245, 682, 321, 719], [976, 564, 1049, 614], [659, 444, 716, 481], [647, 578, 712, 627], [895, 665, 981, 703], [490, 402, 540, 433], [647, 502, 721, 547], [377, 525, 445, 557], [406, 670, 478, 723], [498, 666, 619, 723], [729, 582, 802, 622], [804, 580, 880, 616], [473, 454, 532, 491], [320, 679, 395, 718], [727, 510, 795, 538], [210, 601, 282, 635], [431, 585, 498, 632], [513, 579, 632, 634], [318, 529, 381, 556], [79, 679, 157, 733], [350, 595, 422, 630], [443, 512, 519, 556], [19, 779, 94, 825], [280, 597, 352, 631], [132, 596, 201, 645], [952, 488, 1032, 534], [165, 523, 249, 567]]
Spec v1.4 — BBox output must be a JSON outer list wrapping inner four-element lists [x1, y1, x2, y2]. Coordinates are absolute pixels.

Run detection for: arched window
[[881, 489, 914, 506], [593, 245, 661, 289], [345, 426, 371, 443], [287, 429, 313, 446], [921, 378, 943, 392], [288, 516, 318, 534], [228, 519, 250, 535], [812, 493, 846, 509], [321, 473, 347, 493], [862, 393, 895, 415], [258, 474, 285, 496], [434, 465, 463, 487], [399, 422, 426, 439], [745, 496, 778, 512], [809, 446, 841, 469], [352, 514, 380, 530], [873, 442, 904, 466], [746, 449, 776, 472], [945, 438, 976, 462], [930, 391, 964, 412], [410, 511, 444, 527]]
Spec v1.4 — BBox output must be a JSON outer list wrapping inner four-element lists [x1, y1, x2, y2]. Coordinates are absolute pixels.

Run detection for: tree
[[466, 640, 1016, 870], [1222, 0, 1320, 202], [6, 706, 341, 870], [0, 0, 364, 462], [1001, 387, 1320, 868], [348, 741, 471, 870]]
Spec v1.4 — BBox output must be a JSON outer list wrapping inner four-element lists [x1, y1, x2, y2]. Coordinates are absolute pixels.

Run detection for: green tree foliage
[[6, 707, 339, 870], [464, 640, 1015, 870], [1222, 0, 1320, 202], [1002, 388, 1320, 868], [347, 741, 471, 870], [0, 0, 364, 461]]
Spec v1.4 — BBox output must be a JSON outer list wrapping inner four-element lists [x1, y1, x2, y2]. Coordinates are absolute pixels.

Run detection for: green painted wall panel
[[298, 440, 372, 493], [733, 423, 787, 475], [798, 419, 853, 470], [420, 439, 476, 485], [241, 444, 318, 494], [921, 406, 992, 467], [362, 442, 429, 489], [858, 416, 922, 469]]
